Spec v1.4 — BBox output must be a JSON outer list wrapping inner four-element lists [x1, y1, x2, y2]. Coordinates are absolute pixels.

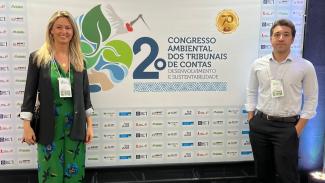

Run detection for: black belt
[[256, 111, 300, 123]]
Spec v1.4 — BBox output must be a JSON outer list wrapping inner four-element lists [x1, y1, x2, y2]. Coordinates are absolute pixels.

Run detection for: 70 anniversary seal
[[216, 9, 239, 34]]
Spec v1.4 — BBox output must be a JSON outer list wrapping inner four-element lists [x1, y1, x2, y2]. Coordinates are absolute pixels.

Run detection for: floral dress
[[37, 60, 85, 183]]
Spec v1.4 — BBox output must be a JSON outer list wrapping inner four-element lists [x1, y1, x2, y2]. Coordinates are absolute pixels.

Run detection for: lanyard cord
[[53, 59, 70, 79]]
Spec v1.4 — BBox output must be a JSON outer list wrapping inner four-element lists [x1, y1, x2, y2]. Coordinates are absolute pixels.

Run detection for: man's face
[[270, 25, 294, 54]]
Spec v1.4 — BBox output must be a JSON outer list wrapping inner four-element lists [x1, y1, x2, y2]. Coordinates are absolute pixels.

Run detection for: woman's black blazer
[[21, 51, 93, 145]]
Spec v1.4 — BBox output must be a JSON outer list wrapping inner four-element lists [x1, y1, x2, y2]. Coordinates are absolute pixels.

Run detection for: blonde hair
[[35, 10, 84, 72]]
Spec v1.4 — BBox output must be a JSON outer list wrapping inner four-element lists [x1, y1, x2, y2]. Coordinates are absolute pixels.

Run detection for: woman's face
[[50, 17, 73, 45]]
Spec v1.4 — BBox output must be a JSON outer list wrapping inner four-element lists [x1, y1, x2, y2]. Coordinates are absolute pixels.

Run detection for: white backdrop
[[0, 0, 306, 169]]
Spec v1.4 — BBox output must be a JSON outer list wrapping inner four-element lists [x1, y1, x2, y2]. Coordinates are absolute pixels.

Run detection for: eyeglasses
[[272, 32, 291, 38]]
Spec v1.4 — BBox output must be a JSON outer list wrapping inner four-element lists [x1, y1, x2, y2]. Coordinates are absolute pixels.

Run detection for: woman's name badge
[[58, 78, 72, 98], [271, 79, 284, 98]]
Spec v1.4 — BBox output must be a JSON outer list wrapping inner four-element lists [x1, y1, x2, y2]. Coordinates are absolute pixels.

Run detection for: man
[[246, 19, 318, 183]]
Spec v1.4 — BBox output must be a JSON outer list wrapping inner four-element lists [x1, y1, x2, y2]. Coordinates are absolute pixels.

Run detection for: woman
[[20, 11, 94, 182]]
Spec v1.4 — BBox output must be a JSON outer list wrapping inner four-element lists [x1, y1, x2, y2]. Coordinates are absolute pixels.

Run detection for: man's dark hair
[[270, 19, 296, 38]]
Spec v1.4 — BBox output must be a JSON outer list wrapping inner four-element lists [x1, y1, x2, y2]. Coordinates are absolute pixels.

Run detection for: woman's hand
[[85, 126, 93, 144], [22, 120, 36, 145], [85, 116, 94, 144]]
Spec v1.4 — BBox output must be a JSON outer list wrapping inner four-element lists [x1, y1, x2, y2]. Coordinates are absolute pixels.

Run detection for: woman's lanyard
[[53, 59, 72, 98]]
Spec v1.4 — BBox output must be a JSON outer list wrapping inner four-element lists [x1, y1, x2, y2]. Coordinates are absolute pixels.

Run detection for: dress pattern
[[37, 61, 85, 183]]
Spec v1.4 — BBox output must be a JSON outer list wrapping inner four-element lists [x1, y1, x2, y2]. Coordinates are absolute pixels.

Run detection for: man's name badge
[[58, 77, 72, 98], [271, 79, 284, 98]]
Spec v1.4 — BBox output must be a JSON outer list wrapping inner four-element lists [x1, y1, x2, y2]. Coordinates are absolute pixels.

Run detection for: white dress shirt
[[246, 53, 318, 119]]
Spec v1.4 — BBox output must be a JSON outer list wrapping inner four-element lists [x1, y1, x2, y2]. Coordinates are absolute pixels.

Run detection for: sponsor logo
[[0, 27, 7, 36], [15, 89, 24, 96], [18, 159, 32, 165], [121, 121, 132, 128], [87, 156, 100, 162], [197, 109, 209, 116], [151, 110, 164, 117], [166, 109, 179, 116], [151, 153, 163, 159], [120, 143, 132, 151], [196, 151, 209, 158], [182, 130, 193, 137], [151, 132, 164, 138], [227, 130, 240, 136], [212, 120, 225, 126], [226, 150, 239, 157], [0, 159, 14, 165], [0, 147, 14, 154], [211, 130, 225, 136], [103, 155, 117, 161], [0, 77, 10, 84], [0, 101, 10, 108], [119, 155, 132, 160], [166, 120, 179, 127], [135, 111, 148, 117], [10, 2, 24, 10], [12, 40, 27, 48], [135, 154, 148, 160], [0, 113, 11, 120], [242, 139, 251, 146], [242, 130, 250, 135], [119, 133, 132, 138], [17, 147, 32, 153], [166, 131, 179, 138], [0, 52, 9, 60], [14, 77, 26, 85], [151, 142, 164, 149], [103, 122, 117, 129], [103, 133, 116, 140], [212, 109, 225, 115], [0, 90, 11, 96], [181, 142, 194, 147], [197, 141, 209, 147], [11, 28, 25, 35], [135, 143, 148, 150], [0, 41, 8, 47], [263, 0, 274, 4], [0, 136, 13, 142], [151, 120, 164, 127], [0, 124, 13, 131], [0, 65, 9, 71], [211, 140, 224, 147], [211, 151, 225, 158], [260, 44, 272, 49], [261, 21, 273, 28], [166, 152, 179, 159], [87, 144, 100, 151], [167, 142, 179, 149], [103, 144, 116, 150], [182, 121, 194, 126], [182, 151, 193, 158], [183, 109, 193, 116], [227, 119, 239, 126], [198, 120, 209, 126], [13, 64, 27, 72], [197, 130, 209, 137], [118, 111, 131, 117], [10, 15, 24, 23], [227, 108, 240, 115], [227, 140, 239, 146], [135, 121, 148, 128], [102, 111, 117, 118], [0, 3, 6, 10], [135, 132, 148, 138], [0, 16, 6, 22]]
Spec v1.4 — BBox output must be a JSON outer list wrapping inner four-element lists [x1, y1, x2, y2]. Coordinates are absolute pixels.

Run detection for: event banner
[[0, 0, 306, 169]]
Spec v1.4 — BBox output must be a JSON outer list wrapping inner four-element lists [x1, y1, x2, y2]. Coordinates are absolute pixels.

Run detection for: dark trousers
[[249, 114, 299, 183]]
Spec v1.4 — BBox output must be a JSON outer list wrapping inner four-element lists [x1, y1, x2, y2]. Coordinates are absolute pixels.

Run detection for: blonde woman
[[20, 11, 94, 182]]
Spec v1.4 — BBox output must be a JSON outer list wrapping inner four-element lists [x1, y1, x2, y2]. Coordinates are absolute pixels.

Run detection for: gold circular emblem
[[216, 9, 239, 34]]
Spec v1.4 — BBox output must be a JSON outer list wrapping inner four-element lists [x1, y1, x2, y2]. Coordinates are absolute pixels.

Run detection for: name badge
[[271, 79, 284, 98], [58, 77, 72, 98]]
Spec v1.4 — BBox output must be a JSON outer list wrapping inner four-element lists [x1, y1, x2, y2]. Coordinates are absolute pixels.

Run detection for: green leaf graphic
[[103, 40, 133, 68], [81, 5, 111, 49]]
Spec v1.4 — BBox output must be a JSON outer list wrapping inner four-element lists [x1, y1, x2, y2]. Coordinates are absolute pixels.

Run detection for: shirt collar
[[268, 52, 294, 64]]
